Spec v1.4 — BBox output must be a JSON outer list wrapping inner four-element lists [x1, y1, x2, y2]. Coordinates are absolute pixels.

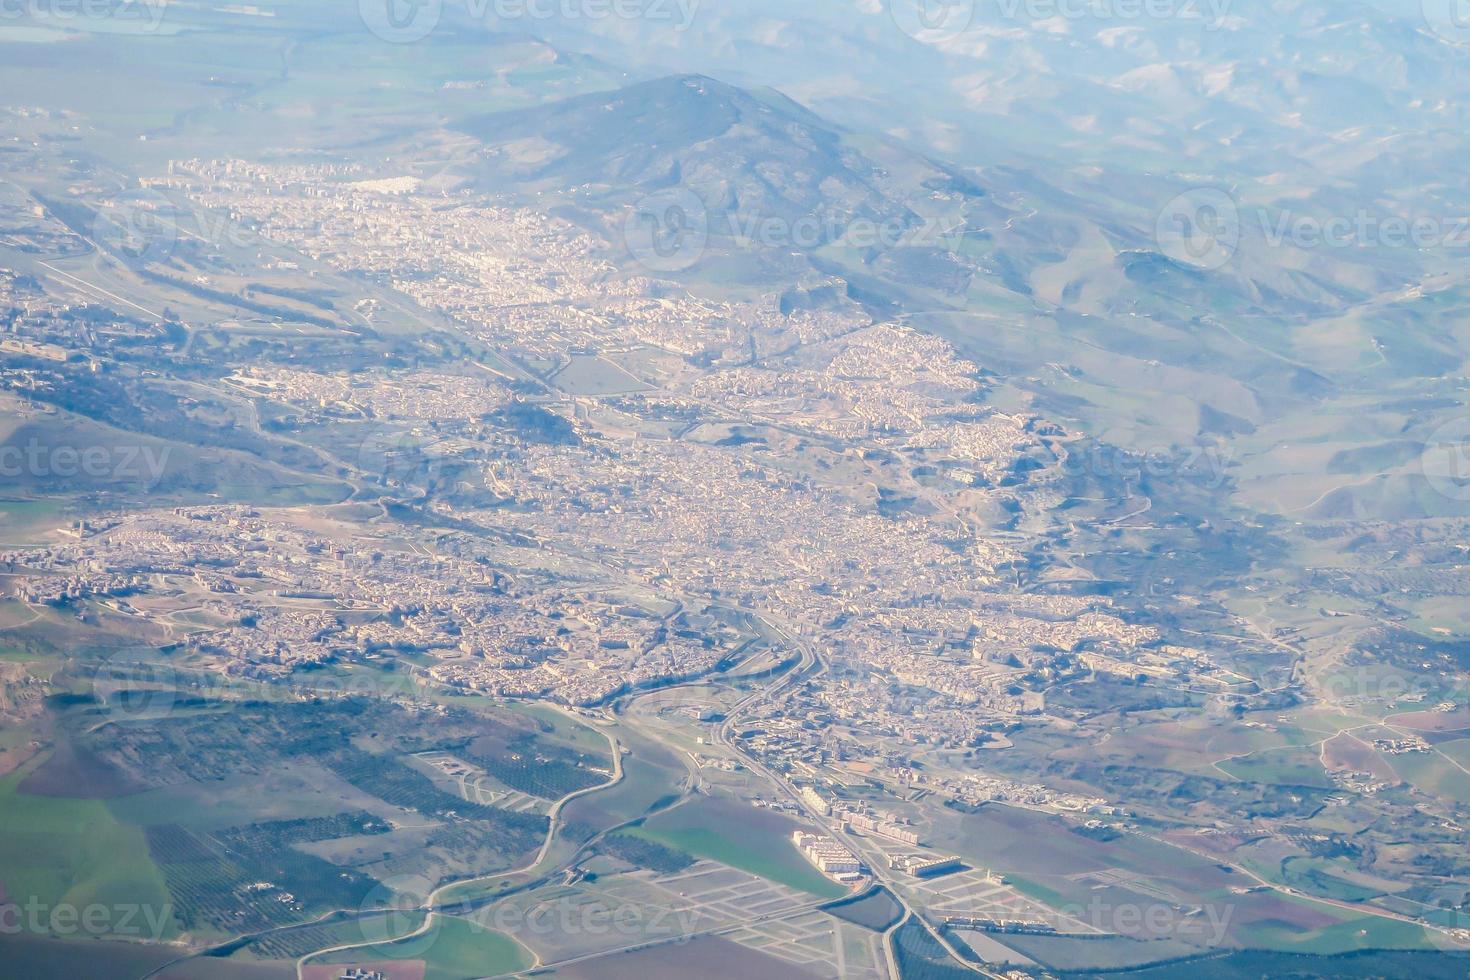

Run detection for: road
[[710, 610, 1001, 978], [426, 709, 624, 909], [287, 711, 626, 977]]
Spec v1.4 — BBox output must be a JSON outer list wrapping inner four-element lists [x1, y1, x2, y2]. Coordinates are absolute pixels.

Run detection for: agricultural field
[[0, 671, 610, 951], [0, 763, 175, 939], [628, 797, 846, 899], [311, 915, 533, 980]]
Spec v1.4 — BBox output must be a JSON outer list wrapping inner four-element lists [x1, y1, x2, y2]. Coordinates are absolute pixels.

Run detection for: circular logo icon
[[353, 426, 447, 493], [890, 0, 975, 45], [1422, 0, 1470, 45], [90, 648, 177, 723], [1134, 561, 1174, 607], [623, 188, 708, 273], [90, 187, 179, 267], [356, 874, 438, 949], [1421, 417, 1470, 502], [359, 0, 442, 43], [1155, 187, 1240, 271]]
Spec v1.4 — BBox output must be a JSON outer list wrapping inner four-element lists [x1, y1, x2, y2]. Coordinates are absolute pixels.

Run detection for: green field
[[1247, 903, 1438, 955], [0, 766, 176, 939], [1216, 745, 1335, 788], [1385, 750, 1470, 806], [314, 914, 532, 980], [1280, 857, 1387, 903], [629, 799, 845, 899]]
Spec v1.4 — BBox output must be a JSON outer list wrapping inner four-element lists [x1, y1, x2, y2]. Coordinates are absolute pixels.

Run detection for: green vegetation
[[1216, 746, 1335, 788], [1280, 858, 1385, 903], [315, 914, 533, 980], [597, 832, 696, 875], [212, 811, 390, 851], [324, 748, 547, 843], [232, 911, 428, 963], [1250, 908, 1438, 955], [628, 800, 845, 899], [1004, 874, 1069, 911], [0, 767, 175, 939], [144, 821, 380, 937], [463, 733, 608, 800]]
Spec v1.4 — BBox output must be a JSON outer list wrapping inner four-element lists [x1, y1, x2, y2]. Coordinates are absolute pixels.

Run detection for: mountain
[[455, 73, 997, 257]]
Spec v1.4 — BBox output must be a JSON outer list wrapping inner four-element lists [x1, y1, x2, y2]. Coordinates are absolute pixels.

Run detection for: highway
[[711, 609, 1001, 978]]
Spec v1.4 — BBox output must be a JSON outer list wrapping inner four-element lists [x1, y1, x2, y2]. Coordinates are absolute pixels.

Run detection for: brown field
[[1389, 708, 1470, 733], [1223, 895, 1343, 934], [17, 740, 148, 799], [1159, 826, 1255, 858], [1320, 733, 1398, 782]]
